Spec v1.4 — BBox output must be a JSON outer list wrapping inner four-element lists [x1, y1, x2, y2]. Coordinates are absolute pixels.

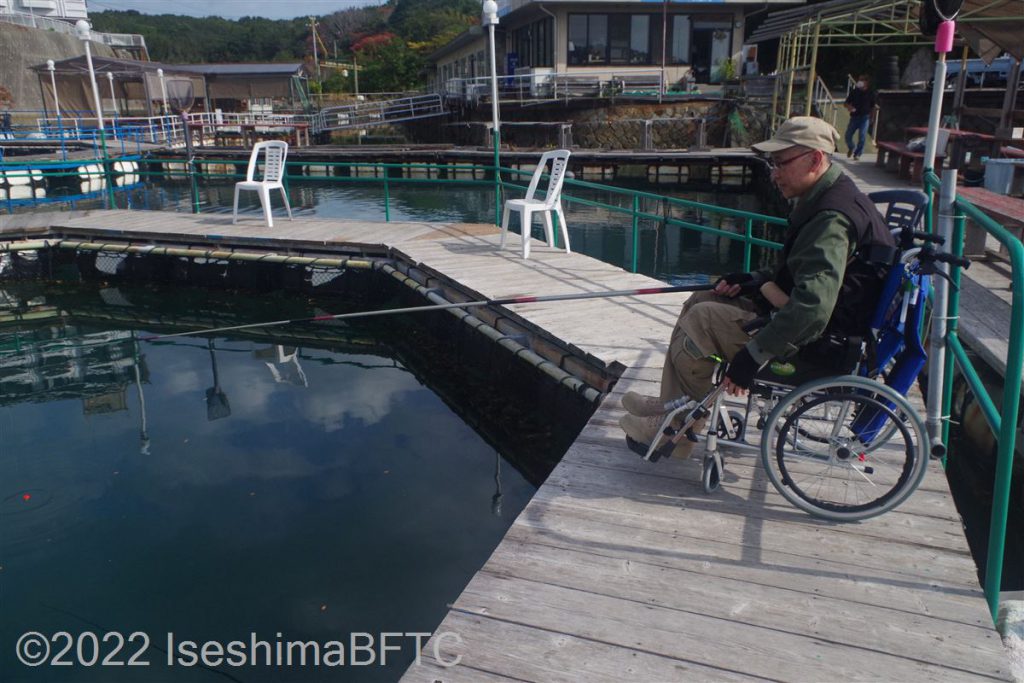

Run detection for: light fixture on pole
[[74, 20, 104, 131], [157, 68, 169, 116], [482, 0, 502, 227], [46, 59, 60, 121], [482, 0, 500, 141], [106, 72, 118, 117]]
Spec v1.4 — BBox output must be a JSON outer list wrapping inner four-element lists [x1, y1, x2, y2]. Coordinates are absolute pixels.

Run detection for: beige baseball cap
[[752, 116, 840, 154]]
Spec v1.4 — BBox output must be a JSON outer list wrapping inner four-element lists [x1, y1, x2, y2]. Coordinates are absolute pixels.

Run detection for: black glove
[[725, 346, 760, 389], [716, 271, 765, 294]]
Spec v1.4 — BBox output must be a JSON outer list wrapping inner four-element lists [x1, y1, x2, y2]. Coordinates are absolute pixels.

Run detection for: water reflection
[[2, 176, 776, 281], [0, 281, 544, 682]]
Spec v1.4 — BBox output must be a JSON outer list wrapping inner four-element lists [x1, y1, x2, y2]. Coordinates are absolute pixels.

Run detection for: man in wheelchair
[[620, 116, 897, 460]]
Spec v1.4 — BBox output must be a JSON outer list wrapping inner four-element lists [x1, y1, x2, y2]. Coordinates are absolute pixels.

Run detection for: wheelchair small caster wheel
[[702, 451, 723, 493], [716, 409, 746, 441]]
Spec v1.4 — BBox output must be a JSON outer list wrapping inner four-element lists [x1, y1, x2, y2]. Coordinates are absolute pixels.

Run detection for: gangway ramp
[[313, 94, 445, 134]]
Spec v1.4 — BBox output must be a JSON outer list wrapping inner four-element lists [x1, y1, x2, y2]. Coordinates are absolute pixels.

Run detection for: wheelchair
[[626, 218, 970, 523]]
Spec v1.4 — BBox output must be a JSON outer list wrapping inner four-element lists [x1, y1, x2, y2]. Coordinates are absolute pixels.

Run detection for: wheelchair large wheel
[[760, 375, 929, 522]]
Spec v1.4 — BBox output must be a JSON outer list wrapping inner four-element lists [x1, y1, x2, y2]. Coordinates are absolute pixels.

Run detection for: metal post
[[941, 209, 965, 453], [804, 19, 821, 116], [81, 36, 104, 131], [926, 168, 956, 450], [924, 20, 955, 172], [782, 28, 799, 121], [484, 0, 502, 227], [158, 68, 169, 116], [46, 60, 60, 123], [107, 72, 118, 118], [660, 0, 668, 100]]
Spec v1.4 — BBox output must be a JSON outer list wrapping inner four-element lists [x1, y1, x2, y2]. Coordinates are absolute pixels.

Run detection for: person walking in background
[[844, 74, 877, 160]]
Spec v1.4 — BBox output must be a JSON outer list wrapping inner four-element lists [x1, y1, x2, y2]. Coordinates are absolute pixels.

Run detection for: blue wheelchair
[[629, 191, 970, 522]]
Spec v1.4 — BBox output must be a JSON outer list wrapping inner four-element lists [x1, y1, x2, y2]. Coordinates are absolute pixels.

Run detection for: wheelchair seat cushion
[[755, 334, 863, 387]]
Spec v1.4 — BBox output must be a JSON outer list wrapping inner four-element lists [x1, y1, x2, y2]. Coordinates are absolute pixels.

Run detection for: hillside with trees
[[90, 0, 481, 92]]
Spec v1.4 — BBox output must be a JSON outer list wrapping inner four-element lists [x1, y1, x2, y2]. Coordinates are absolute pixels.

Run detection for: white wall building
[[0, 0, 88, 20], [430, 0, 800, 98]]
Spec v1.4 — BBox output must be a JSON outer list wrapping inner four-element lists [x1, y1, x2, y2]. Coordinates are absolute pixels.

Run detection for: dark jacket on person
[[844, 87, 877, 118], [747, 164, 895, 363]]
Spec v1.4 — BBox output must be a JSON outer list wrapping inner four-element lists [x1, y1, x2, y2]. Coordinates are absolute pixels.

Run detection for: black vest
[[775, 173, 896, 337]]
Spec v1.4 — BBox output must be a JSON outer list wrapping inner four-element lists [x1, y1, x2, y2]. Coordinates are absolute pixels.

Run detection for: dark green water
[[0, 278, 582, 682]]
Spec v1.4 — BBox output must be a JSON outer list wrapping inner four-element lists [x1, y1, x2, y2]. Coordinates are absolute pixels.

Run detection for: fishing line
[[139, 282, 715, 341]]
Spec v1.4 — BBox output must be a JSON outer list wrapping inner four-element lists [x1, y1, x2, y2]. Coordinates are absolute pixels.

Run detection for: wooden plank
[[0, 209, 1007, 681], [404, 610, 765, 683], [460, 552, 1011, 679], [442, 571, 1005, 681]]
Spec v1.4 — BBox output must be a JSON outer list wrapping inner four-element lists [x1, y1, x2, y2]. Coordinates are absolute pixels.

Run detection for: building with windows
[[0, 0, 87, 20], [430, 0, 799, 99]]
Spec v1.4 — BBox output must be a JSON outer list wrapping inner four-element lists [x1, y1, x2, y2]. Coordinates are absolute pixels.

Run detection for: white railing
[[313, 94, 444, 133], [0, 11, 147, 52], [813, 75, 840, 127], [437, 69, 668, 105], [33, 112, 314, 149]]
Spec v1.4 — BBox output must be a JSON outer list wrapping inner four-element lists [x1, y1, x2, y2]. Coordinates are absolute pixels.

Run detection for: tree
[[355, 37, 423, 93]]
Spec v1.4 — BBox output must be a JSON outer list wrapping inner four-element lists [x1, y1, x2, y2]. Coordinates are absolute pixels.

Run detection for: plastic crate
[[984, 159, 1024, 195]]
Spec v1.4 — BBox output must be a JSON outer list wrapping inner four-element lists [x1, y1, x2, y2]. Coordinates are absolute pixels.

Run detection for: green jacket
[[747, 164, 855, 363]]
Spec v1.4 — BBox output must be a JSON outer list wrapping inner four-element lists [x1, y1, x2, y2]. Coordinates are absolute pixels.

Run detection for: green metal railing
[[496, 166, 787, 272], [11, 157, 781, 275], [925, 170, 1021, 622]]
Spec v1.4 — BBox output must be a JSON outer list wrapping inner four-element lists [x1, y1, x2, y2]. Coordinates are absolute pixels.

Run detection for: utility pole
[[309, 16, 320, 83]]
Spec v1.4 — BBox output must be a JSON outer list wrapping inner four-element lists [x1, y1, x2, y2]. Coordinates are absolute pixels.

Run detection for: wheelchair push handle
[[916, 246, 971, 271], [931, 251, 971, 270], [895, 227, 945, 249]]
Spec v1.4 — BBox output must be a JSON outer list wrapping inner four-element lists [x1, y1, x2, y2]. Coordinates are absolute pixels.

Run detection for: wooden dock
[[0, 209, 1012, 681]]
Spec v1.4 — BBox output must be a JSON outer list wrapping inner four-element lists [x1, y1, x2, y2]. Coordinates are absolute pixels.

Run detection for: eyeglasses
[[768, 149, 816, 170]]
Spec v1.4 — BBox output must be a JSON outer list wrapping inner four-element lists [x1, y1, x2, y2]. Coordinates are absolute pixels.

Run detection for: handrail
[[1, 159, 784, 274], [924, 170, 1021, 623]]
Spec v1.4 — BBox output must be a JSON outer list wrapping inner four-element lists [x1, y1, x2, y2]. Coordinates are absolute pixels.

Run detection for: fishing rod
[[139, 282, 715, 342]]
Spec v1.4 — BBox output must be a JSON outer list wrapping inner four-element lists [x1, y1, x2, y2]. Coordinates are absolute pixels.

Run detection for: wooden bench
[[875, 141, 946, 183], [955, 186, 1024, 257]]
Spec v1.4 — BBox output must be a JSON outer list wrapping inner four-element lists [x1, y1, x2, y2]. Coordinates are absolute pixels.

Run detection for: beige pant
[[659, 290, 762, 402]]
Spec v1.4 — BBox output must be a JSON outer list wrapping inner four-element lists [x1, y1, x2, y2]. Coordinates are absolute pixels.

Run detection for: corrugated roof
[[748, 0, 1023, 59], [177, 63, 305, 76]]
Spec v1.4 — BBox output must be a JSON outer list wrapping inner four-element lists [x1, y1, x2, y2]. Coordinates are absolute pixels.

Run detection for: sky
[[86, 0, 387, 20]]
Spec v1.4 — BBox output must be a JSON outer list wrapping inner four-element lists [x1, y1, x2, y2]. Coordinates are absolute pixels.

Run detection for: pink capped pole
[[923, 18, 957, 171]]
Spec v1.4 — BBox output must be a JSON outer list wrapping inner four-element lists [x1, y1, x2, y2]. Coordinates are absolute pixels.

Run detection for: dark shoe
[[853, 155, 861, 161], [847, 149, 853, 158]]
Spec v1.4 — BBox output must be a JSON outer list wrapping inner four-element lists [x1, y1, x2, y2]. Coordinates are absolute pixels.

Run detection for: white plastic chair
[[501, 149, 571, 258], [232, 140, 292, 228]]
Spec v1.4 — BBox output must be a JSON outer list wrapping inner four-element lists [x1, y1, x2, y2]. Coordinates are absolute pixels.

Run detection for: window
[[512, 17, 553, 68], [629, 16, 650, 64], [569, 14, 653, 65], [670, 16, 691, 64]]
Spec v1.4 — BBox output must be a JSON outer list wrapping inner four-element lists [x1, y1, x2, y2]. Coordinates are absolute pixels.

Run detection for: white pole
[[158, 68, 169, 115], [107, 72, 118, 117], [47, 60, 60, 118], [923, 19, 956, 172], [926, 167, 956, 451], [483, 1, 500, 138], [79, 29, 104, 131], [488, 23, 499, 136]]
